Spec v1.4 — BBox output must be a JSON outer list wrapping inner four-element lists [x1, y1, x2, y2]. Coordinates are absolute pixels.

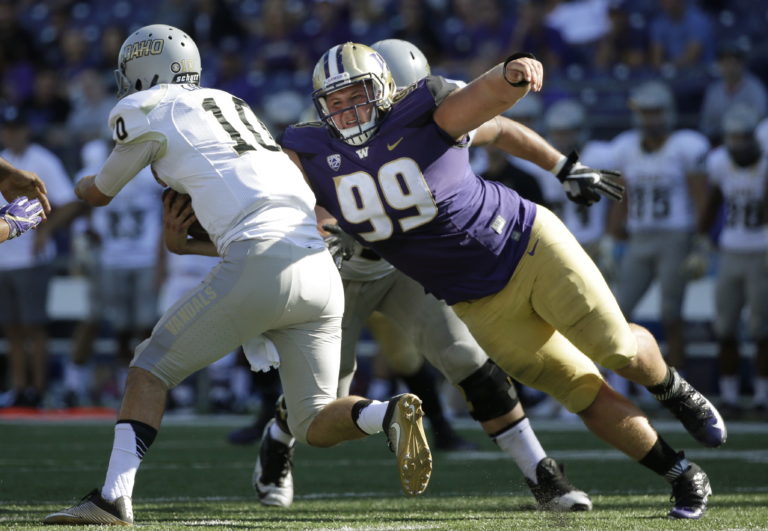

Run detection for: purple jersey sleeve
[[282, 77, 537, 304]]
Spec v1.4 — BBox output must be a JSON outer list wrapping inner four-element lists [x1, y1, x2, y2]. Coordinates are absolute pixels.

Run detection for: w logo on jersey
[[327, 154, 341, 171], [356, 147, 369, 159]]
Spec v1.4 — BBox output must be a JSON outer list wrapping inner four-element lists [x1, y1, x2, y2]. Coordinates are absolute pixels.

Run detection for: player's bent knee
[[561, 373, 605, 414], [458, 360, 519, 421], [592, 322, 640, 371]]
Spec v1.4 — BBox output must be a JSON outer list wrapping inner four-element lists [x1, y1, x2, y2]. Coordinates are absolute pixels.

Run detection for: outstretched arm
[[471, 116, 562, 173], [434, 54, 542, 141]]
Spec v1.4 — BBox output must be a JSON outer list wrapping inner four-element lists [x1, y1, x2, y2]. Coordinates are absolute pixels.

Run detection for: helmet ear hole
[[135, 79, 142, 92]]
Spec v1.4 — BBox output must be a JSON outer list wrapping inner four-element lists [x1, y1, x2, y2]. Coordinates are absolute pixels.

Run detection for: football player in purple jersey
[[254, 38, 592, 512], [278, 42, 725, 519]]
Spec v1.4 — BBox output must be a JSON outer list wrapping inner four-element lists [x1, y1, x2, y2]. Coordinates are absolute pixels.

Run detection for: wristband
[[502, 52, 536, 87]]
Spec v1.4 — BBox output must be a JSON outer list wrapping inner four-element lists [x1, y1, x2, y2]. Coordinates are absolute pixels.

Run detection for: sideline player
[[695, 105, 768, 415], [279, 42, 725, 519], [43, 26, 431, 526], [253, 38, 592, 512], [608, 81, 710, 370]]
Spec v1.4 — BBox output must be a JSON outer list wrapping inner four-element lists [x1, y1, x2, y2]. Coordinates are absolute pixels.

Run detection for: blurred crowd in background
[[1, 0, 768, 419]]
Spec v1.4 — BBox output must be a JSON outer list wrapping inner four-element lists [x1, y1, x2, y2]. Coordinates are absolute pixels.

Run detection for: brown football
[[161, 188, 211, 242]]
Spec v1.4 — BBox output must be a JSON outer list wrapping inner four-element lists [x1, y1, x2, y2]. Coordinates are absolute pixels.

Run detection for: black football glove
[[322, 224, 356, 269], [556, 151, 624, 206]]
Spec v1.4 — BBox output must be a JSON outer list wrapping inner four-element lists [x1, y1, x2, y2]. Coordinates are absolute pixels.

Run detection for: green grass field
[[1, 416, 767, 530]]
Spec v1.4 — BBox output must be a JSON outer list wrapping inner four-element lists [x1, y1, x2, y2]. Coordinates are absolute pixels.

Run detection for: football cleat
[[668, 461, 711, 519], [253, 419, 294, 508], [526, 457, 592, 512], [658, 369, 727, 448], [383, 393, 432, 496], [43, 489, 133, 525]]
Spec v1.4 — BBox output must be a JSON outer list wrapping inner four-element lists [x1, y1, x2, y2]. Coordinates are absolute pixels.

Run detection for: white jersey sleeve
[[109, 88, 167, 146]]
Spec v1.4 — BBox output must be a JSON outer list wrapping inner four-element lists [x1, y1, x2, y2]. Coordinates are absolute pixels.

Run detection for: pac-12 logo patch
[[327, 154, 341, 171]]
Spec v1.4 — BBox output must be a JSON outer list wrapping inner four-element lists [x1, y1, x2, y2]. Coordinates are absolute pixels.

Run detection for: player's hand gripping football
[[321, 224, 356, 269], [162, 188, 210, 254], [556, 151, 624, 206]]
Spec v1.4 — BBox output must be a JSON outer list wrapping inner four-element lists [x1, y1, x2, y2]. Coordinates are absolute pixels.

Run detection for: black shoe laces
[[260, 437, 294, 486]]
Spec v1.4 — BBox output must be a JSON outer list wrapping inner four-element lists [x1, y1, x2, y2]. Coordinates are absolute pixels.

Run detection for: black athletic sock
[[646, 366, 679, 399], [638, 437, 688, 482], [116, 419, 157, 458]]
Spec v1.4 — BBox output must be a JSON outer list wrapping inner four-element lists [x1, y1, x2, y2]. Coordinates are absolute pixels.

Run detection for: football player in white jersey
[[608, 81, 710, 370], [696, 105, 768, 415], [252, 37, 591, 513], [44, 25, 432, 526]]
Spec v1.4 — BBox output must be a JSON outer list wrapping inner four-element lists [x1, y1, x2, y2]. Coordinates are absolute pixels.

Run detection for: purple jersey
[[282, 77, 536, 304]]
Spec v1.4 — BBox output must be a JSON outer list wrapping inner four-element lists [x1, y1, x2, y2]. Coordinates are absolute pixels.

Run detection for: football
[[161, 188, 211, 242]]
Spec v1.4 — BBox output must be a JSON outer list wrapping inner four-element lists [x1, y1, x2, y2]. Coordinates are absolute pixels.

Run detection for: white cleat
[[383, 393, 432, 496]]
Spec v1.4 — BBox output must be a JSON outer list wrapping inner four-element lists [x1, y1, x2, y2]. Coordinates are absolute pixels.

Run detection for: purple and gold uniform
[[283, 78, 636, 413], [283, 78, 536, 305]]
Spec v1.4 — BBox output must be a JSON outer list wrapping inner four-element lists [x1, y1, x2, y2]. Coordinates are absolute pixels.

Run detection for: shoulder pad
[[108, 87, 167, 145], [424, 76, 461, 106], [392, 83, 418, 104]]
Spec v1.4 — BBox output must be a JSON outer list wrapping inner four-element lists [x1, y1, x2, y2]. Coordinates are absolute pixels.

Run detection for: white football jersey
[[101, 84, 322, 254], [706, 147, 768, 252], [611, 129, 709, 233], [559, 141, 614, 245], [91, 168, 162, 269]]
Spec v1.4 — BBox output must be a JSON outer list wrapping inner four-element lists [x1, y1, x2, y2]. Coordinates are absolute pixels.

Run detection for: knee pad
[[457, 360, 519, 421]]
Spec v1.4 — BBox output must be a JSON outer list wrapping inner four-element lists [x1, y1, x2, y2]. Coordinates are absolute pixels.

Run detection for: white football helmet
[[115, 24, 201, 99], [629, 80, 676, 135], [312, 42, 396, 146], [544, 99, 588, 153], [371, 39, 430, 89]]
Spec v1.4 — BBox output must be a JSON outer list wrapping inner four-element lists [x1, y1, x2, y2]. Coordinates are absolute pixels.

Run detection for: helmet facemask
[[312, 43, 396, 146]]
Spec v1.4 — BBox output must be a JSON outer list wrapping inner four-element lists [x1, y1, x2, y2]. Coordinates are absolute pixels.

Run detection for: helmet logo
[[327, 154, 341, 171], [122, 39, 165, 63]]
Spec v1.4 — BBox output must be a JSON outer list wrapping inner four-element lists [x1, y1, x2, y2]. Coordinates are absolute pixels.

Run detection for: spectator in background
[[508, 0, 571, 72], [66, 69, 114, 145], [58, 27, 96, 82], [700, 42, 767, 144], [185, 0, 244, 52], [211, 50, 259, 105], [545, 0, 611, 66], [19, 69, 72, 152], [300, 0, 353, 64], [438, 0, 516, 79], [388, 0, 443, 66], [0, 0, 39, 105], [594, 0, 648, 71], [0, 109, 83, 409], [650, 0, 714, 71]]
